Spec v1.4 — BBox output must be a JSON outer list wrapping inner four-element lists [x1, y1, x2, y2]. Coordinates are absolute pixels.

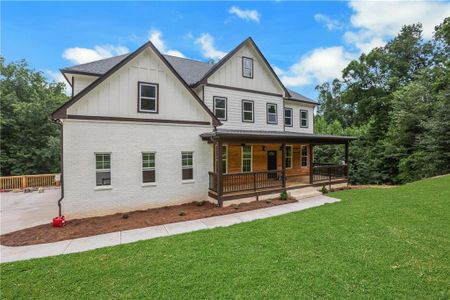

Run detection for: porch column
[[217, 139, 223, 207], [281, 143, 286, 188], [344, 141, 349, 179], [309, 144, 314, 184]]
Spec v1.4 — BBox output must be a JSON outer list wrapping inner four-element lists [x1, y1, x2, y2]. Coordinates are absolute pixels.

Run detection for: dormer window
[[138, 82, 158, 113], [242, 57, 253, 78]]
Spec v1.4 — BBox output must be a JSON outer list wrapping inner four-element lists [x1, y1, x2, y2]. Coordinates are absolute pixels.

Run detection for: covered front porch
[[202, 130, 355, 205]]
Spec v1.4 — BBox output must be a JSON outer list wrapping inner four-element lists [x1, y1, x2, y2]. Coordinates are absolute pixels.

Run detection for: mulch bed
[[0, 198, 296, 247]]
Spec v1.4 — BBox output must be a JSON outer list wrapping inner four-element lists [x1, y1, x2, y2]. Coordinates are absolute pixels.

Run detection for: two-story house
[[53, 37, 354, 218]]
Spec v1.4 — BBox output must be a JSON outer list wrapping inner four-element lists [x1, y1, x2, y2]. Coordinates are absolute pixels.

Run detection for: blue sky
[[2, 1, 449, 98]]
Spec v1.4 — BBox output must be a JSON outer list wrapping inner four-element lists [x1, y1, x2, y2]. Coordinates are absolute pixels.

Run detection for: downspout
[[54, 119, 64, 216]]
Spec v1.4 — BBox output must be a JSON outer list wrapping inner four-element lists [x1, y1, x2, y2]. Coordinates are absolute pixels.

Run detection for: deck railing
[[209, 170, 283, 194], [0, 174, 61, 190], [312, 164, 347, 183]]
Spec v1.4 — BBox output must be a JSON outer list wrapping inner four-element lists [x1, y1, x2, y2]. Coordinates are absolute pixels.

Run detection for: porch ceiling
[[200, 129, 356, 144]]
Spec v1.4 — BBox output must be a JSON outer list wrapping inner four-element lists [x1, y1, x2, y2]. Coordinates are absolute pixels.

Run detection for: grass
[[1, 176, 449, 299]]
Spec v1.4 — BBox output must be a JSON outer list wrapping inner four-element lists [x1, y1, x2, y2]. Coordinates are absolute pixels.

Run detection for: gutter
[[53, 119, 64, 216]]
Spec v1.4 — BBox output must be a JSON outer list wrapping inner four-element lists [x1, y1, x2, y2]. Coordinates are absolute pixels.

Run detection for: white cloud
[[344, 0, 449, 53], [195, 33, 227, 61], [62, 45, 129, 65], [148, 29, 185, 58], [228, 6, 260, 23], [314, 14, 343, 31], [279, 47, 356, 87]]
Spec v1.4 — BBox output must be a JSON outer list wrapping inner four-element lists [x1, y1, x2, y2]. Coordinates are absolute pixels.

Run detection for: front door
[[267, 151, 277, 179]]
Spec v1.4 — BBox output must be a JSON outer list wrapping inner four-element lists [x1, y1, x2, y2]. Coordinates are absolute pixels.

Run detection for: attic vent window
[[138, 82, 158, 113], [242, 57, 253, 78]]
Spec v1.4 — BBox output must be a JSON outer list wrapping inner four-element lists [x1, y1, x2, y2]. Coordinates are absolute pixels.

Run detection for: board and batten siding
[[284, 100, 314, 134], [63, 119, 213, 218], [72, 74, 98, 96], [204, 85, 284, 131], [66, 48, 211, 123], [207, 43, 285, 96]]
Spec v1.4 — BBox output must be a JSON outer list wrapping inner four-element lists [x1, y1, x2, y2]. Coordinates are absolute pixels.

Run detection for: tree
[[0, 57, 68, 175]]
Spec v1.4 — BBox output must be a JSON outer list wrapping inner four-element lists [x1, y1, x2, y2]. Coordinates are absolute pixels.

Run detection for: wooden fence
[[0, 174, 61, 190]]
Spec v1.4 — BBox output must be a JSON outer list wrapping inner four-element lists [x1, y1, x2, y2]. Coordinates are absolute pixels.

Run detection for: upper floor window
[[267, 103, 278, 124], [142, 152, 156, 183], [138, 82, 158, 113], [284, 108, 293, 127], [182, 152, 194, 180], [300, 109, 309, 128], [242, 57, 253, 78], [213, 96, 227, 120], [95, 153, 111, 186], [242, 100, 254, 123]]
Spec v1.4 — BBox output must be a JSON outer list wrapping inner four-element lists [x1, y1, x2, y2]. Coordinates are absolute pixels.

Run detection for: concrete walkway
[[0, 195, 340, 263]]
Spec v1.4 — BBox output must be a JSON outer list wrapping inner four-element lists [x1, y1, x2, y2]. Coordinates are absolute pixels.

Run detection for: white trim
[[181, 179, 196, 184], [94, 186, 112, 191], [138, 82, 158, 113], [241, 145, 253, 172], [142, 182, 157, 187]]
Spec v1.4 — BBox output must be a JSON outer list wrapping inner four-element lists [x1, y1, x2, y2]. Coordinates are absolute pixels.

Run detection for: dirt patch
[[327, 184, 399, 192], [0, 198, 296, 247]]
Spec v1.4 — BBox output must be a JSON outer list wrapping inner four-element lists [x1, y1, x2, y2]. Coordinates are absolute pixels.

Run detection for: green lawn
[[2, 176, 449, 299]]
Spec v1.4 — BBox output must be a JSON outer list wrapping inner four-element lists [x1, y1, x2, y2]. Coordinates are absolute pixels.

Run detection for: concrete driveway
[[0, 188, 60, 234]]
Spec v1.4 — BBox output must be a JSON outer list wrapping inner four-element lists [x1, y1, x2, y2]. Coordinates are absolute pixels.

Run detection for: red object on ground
[[52, 216, 65, 227]]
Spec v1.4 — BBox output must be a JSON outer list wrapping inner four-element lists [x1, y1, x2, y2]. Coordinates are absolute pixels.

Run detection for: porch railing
[[209, 170, 283, 194], [0, 173, 61, 190], [312, 164, 348, 183]]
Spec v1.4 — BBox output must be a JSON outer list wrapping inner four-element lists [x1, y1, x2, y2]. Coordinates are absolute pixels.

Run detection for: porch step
[[289, 187, 322, 201]]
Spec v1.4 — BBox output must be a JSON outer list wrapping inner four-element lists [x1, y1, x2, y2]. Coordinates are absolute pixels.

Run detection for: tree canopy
[[315, 18, 450, 184], [0, 58, 68, 176]]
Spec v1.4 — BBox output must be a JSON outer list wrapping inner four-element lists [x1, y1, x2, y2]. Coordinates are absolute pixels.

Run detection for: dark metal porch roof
[[200, 129, 356, 144]]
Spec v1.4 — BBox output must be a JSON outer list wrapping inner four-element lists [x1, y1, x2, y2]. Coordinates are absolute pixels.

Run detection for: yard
[[1, 175, 449, 299]]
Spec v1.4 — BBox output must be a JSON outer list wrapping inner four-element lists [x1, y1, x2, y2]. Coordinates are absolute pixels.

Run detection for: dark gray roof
[[286, 89, 317, 104], [201, 129, 355, 143], [62, 54, 316, 104]]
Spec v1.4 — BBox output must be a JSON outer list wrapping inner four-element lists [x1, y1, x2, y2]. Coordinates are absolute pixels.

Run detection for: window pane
[[141, 85, 156, 98], [96, 171, 111, 186], [268, 105, 276, 114], [141, 98, 156, 111], [244, 112, 253, 121], [268, 114, 276, 123], [243, 58, 252, 68], [243, 160, 251, 172], [243, 101, 253, 111], [215, 99, 225, 108], [182, 168, 193, 180], [284, 109, 292, 117], [215, 108, 225, 119], [143, 170, 155, 183]]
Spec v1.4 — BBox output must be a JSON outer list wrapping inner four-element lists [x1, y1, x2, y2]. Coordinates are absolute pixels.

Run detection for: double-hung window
[[213, 97, 227, 120], [267, 103, 278, 124], [301, 146, 308, 167], [242, 57, 253, 78], [300, 109, 309, 128], [284, 108, 293, 127], [95, 153, 111, 186], [242, 100, 254, 122], [285, 146, 292, 169], [222, 145, 227, 174], [142, 152, 156, 183], [138, 82, 158, 113], [242, 146, 252, 172], [182, 152, 194, 180]]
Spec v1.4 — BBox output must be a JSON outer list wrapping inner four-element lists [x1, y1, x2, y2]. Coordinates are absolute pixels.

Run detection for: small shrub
[[122, 213, 129, 219], [265, 199, 273, 204], [178, 210, 186, 216], [195, 200, 205, 207], [280, 190, 288, 200], [232, 204, 240, 210], [321, 186, 329, 194]]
